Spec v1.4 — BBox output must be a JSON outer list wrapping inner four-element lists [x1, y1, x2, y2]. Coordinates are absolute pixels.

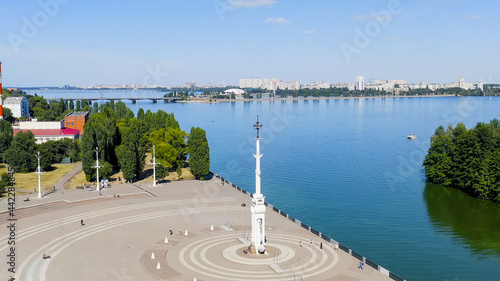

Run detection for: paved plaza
[[1, 179, 394, 281]]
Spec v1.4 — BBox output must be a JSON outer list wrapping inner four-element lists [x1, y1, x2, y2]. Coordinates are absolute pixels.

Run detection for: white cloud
[[469, 14, 482, 19], [303, 30, 316, 34], [265, 17, 290, 24], [229, 0, 276, 8], [353, 14, 390, 22]]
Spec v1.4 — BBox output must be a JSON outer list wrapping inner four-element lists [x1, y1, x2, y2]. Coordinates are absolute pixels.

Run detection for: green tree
[[3, 108, 15, 123], [76, 100, 81, 111], [115, 101, 134, 120], [165, 127, 188, 167], [423, 126, 453, 185], [424, 119, 500, 202], [176, 165, 183, 179], [81, 110, 120, 181], [116, 118, 146, 182], [137, 108, 145, 121], [92, 102, 99, 115], [0, 172, 10, 196], [69, 99, 74, 110], [187, 127, 210, 178], [4, 131, 38, 172], [0, 119, 13, 163], [155, 162, 168, 181]]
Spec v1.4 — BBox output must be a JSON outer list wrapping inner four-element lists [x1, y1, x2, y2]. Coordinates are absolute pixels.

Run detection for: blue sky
[[0, 0, 498, 87]]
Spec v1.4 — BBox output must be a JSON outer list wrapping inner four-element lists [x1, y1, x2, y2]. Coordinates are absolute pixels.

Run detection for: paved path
[[54, 162, 82, 189], [0, 179, 396, 281]]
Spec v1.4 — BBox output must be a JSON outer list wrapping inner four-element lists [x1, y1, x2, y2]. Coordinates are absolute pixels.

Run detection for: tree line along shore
[[424, 119, 500, 203], [0, 89, 210, 196]]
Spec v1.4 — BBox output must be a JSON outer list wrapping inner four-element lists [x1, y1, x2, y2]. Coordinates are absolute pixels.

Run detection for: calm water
[[30, 91, 500, 280]]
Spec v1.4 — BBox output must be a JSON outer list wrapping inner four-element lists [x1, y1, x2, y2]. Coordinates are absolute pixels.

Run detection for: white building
[[14, 120, 80, 144], [223, 88, 245, 99], [477, 83, 484, 91], [239, 78, 263, 89], [355, 76, 365, 91], [4, 96, 30, 118], [277, 80, 300, 90]]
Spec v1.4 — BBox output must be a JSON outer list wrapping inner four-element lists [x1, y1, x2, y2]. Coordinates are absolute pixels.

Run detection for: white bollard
[[164, 237, 168, 243], [151, 252, 155, 259], [210, 225, 214, 231], [185, 229, 188, 236], [156, 262, 161, 269]]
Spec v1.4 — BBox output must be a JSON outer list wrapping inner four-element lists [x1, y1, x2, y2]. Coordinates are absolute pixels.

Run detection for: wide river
[[28, 90, 500, 280]]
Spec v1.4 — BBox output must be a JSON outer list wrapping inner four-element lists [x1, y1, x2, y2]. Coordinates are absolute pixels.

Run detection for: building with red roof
[[13, 119, 81, 144]]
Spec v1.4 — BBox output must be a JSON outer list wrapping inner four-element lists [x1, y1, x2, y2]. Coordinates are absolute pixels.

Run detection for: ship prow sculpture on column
[[250, 116, 269, 255]]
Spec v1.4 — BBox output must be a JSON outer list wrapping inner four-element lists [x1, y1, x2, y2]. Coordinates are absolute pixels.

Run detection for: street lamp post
[[149, 145, 158, 186], [92, 147, 103, 192], [35, 151, 43, 198]]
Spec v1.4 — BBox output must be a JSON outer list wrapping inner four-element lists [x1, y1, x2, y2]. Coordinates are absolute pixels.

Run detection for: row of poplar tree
[[423, 119, 500, 202], [81, 101, 210, 182], [0, 100, 210, 186]]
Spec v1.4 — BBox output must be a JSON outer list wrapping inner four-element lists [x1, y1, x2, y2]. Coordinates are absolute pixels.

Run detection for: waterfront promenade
[[0, 176, 396, 281]]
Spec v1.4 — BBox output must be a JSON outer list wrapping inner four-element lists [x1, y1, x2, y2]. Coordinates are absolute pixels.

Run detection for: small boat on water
[[407, 134, 417, 140]]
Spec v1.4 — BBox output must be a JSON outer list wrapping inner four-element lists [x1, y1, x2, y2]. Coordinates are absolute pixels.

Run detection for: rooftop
[[65, 111, 89, 117], [13, 128, 81, 137], [4, 96, 27, 104]]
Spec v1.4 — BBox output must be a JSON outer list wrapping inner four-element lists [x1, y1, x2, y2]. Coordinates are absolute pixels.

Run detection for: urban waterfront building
[[355, 76, 365, 91], [223, 88, 245, 98], [14, 119, 80, 143], [65, 111, 89, 135], [239, 78, 263, 89], [3, 96, 30, 118]]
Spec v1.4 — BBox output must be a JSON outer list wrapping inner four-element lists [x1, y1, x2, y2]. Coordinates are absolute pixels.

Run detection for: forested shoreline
[[423, 119, 500, 202]]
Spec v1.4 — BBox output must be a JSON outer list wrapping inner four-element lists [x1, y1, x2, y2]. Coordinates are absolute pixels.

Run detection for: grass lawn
[[66, 153, 195, 188], [0, 163, 78, 195]]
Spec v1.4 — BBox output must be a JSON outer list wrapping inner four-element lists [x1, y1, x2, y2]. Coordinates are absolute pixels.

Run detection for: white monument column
[[251, 116, 267, 254]]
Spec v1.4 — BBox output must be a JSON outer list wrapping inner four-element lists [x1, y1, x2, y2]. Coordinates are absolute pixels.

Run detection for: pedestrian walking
[[81, 219, 85, 226], [300, 240, 302, 247], [320, 242, 323, 249], [169, 227, 173, 235]]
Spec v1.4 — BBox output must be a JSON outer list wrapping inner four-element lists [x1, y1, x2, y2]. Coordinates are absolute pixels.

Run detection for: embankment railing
[[211, 172, 406, 281]]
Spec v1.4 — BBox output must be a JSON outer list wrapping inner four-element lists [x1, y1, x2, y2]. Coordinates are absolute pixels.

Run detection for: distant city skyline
[[1, 0, 499, 87]]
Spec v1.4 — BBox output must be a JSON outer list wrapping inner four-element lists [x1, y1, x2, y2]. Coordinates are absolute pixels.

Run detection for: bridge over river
[[45, 97, 180, 104]]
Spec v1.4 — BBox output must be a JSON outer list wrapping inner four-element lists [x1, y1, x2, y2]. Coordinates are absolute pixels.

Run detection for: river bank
[[181, 94, 458, 103]]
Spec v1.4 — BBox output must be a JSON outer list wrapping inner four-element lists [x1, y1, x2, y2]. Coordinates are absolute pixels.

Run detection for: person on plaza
[[81, 219, 85, 226], [358, 261, 364, 270], [43, 253, 51, 259], [300, 240, 302, 247]]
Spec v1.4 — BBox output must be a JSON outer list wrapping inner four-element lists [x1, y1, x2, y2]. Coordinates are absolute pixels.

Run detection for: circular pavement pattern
[[177, 233, 340, 281]]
